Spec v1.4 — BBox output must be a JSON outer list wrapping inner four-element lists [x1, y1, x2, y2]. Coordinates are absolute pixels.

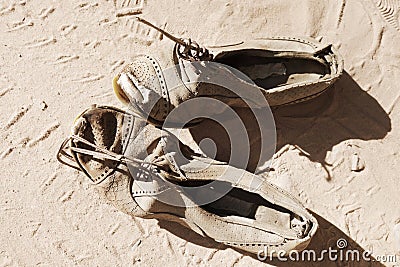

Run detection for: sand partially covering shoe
[[57, 105, 318, 256]]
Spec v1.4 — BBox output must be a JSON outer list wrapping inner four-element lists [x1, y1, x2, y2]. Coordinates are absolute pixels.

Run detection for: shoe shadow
[[239, 211, 385, 266], [157, 211, 384, 266], [272, 71, 391, 179], [184, 72, 390, 263], [189, 71, 391, 177]]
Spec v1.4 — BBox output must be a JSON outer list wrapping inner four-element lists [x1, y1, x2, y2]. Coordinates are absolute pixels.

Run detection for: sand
[[0, 0, 399, 266]]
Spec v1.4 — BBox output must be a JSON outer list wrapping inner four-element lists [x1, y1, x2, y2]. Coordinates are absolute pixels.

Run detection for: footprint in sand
[[51, 55, 79, 65], [119, 17, 163, 45], [114, 0, 144, 17], [336, 0, 378, 58], [25, 36, 57, 48], [6, 19, 34, 32], [60, 24, 77, 36], [38, 6, 55, 20], [372, 0, 400, 31], [0, 3, 15, 15]]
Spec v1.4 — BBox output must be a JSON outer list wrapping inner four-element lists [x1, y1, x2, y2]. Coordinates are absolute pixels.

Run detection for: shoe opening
[[178, 180, 313, 239], [214, 49, 330, 90]]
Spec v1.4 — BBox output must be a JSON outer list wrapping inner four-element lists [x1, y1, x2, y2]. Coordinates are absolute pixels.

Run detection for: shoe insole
[[199, 186, 294, 232], [215, 50, 328, 90]]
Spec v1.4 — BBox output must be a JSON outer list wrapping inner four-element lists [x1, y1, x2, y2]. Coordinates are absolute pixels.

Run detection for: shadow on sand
[[171, 71, 390, 265], [272, 72, 391, 180], [189, 71, 391, 176], [158, 211, 385, 266]]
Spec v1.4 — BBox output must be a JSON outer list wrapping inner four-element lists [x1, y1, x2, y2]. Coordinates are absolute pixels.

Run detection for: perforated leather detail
[[119, 55, 171, 122]]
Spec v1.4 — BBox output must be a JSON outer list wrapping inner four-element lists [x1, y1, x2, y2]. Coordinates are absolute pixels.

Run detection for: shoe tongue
[[123, 123, 162, 159], [115, 55, 171, 123]]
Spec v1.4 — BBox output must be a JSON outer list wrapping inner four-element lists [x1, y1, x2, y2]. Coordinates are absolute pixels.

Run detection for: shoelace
[[57, 133, 186, 183], [135, 17, 213, 61], [136, 17, 335, 68], [57, 135, 162, 170]]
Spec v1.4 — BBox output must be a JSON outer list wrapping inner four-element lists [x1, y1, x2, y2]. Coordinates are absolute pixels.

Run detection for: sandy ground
[[1, 0, 400, 266]]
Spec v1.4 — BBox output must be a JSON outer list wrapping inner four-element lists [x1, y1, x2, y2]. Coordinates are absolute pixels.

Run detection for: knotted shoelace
[[135, 17, 213, 61]]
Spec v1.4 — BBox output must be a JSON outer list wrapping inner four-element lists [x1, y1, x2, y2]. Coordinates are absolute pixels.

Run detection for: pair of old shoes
[[57, 18, 343, 256]]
